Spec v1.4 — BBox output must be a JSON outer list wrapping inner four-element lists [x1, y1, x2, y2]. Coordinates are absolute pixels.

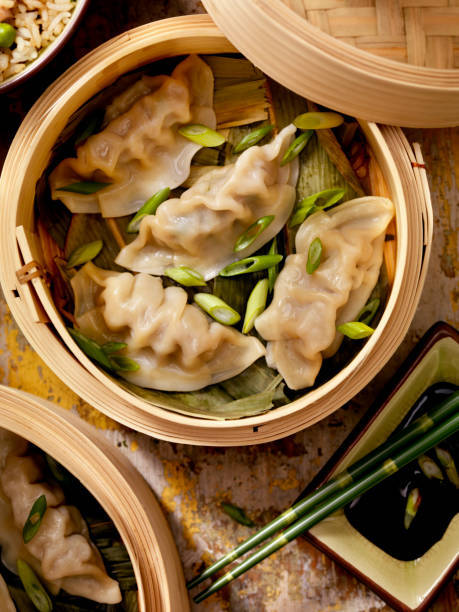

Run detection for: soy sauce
[[345, 382, 459, 561]]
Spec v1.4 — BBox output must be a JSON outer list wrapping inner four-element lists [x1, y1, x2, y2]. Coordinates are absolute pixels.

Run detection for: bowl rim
[[0, 15, 432, 445], [0, 0, 90, 94]]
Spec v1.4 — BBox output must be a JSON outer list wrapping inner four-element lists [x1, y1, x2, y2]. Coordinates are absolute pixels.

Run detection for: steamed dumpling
[[71, 262, 265, 391], [255, 197, 394, 390], [115, 124, 299, 280], [49, 55, 215, 217], [0, 429, 121, 604], [0, 574, 15, 612]]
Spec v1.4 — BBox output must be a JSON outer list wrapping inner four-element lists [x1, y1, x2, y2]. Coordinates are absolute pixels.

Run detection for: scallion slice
[[17, 559, 53, 612], [294, 112, 344, 130], [101, 341, 128, 354], [234, 216, 274, 252], [281, 130, 313, 166], [337, 321, 374, 339], [164, 266, 206, 286], [404, 487, 421, 530], [289, 188, 345, 227], [242, 279, 269, 334], [67, 327, 113, 370], [268, 237, 279, 292], [357, 298, 380, 326], [194, 293, 240, 326], [126, 187, 170, 233], [57, 181, 111, 194], [233, 125, 273, 153], [306, 237, 322, 274], [23, 495, 47, 543], [178, 124, 226, 147], [74, 109, 104, 146], [66, 240, 103, 269], [221, 502, 255, 527], [110, 355, 140, 372], [220, 254, 282, 277]]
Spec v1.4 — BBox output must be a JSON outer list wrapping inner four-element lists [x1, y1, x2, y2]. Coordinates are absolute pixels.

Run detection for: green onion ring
[[194, 293, 241, 326], [357, 298, 380, 326], [306, 237, 323, 274], [110, 355, 140, 372], [178, 124, 226, 147], [289, 188, 345, 227], [220, 254, 283, 277], [57, 181, 111, 194], [242, 279, 269, 334], [17, 559, 53, 612], [233, 125, 273, 154], [337, 321, 375, 339], [66, 240, 103, 269], [234, 215, 275, 252], [164, 266, 207, 286], [281, 130, 313, 166], [127, 187, 170, 233], [23, 495, 47, 543], [294, 112, 344, 130]]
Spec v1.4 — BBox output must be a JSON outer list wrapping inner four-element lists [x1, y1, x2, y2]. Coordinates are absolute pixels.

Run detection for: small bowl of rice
[[0, 0, 89, 92]]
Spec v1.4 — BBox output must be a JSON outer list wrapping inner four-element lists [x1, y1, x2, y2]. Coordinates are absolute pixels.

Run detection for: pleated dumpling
[[71, 263, 265, 391], [115, 124, 299, 280], [49, 55, 216, 217], [255, 197, 394, 390], [0, 429, 121, 604]]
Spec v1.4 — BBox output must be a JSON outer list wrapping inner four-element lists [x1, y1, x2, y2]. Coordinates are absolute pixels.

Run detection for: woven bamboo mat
[[283, 0, 459, 68]]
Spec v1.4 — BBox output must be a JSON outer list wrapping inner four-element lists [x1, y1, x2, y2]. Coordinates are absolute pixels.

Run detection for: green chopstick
[[189, 391, 459, 596]]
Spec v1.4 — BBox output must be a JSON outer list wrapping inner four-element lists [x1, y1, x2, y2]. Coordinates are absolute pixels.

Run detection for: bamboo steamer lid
[[0, 385, 190, 612], [202, 0, 459, 127], [0, 15, 432, 445]]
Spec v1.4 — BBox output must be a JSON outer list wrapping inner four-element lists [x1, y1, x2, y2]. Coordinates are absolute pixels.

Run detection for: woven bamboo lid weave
[[203, 0, 459, 127]]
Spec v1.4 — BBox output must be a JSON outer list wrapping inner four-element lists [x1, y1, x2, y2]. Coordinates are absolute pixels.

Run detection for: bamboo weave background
[[283, 0, 459, 68]]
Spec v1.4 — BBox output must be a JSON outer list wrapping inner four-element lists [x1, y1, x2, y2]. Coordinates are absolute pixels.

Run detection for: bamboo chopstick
[[191, 391, 459, 602]]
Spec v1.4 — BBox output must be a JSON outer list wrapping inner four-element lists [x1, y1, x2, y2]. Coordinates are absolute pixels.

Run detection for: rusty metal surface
[[0, 1, 458, 610]]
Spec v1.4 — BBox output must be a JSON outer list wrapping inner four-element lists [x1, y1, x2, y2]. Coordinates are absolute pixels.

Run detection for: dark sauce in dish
[[345, 382, 459, 561]]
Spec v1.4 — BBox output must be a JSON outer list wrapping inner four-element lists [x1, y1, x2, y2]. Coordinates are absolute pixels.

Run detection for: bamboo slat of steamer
[[0, 16, 433, 445], [0, 385, 190, 612], [203, 1, 459, 126]]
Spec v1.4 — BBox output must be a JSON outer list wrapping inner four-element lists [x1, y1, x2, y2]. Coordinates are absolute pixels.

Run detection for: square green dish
[[301, 321, 459, 612]]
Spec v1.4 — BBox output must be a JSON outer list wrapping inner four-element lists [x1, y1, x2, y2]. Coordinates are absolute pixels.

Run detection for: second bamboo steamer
[[0, 15, 432, 445]]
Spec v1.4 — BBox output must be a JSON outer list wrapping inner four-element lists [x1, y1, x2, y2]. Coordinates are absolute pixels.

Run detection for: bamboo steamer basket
[[0, 15, 432, 446], [203, 0, 459, 127], [0, 384, 190, 612]]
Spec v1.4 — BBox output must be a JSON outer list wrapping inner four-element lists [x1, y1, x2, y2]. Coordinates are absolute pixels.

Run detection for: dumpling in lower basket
[[49, 54, 216, 217], [0, 429, 121, 604], [115, 124, 298, 280], [71, 262, 265, 391], [255, 197, 394, 390]]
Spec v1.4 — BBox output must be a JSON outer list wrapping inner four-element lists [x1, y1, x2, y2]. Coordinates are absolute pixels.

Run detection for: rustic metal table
[[1, 1, 458, 610]]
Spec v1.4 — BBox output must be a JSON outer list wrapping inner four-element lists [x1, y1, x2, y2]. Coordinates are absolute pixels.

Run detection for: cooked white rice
[[0, 0, 76, 83]]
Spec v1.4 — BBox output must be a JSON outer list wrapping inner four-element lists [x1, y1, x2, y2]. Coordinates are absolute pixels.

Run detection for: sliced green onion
[[126, 187, 170, 233], [178, 124, 226, 147], [220, 254, 283, 277], [57, 181, 111, 194], [45, 454, 67, 483], [281, 130, 313, 166], [66, 240, 103, 269], [417, 455, 443, 480], [233, 125, 273, 153], [164, 266, 206, 286], [110, 355, 140, 372], [221, 502, 255, 527], [102, 342, 128, 354], [306, 237, 322, 274], [234, 216, 274, 252], [294, 112, 344, 130], [242, 279, 269, 334], [289, 188, 345, 227], [67, 327, 113, 370], [194, 293, 240, 326], [23, 495, 47, 543], [268, 238, 282, 293], [404, 487, 421, 530], [17, 559, 53, 612], [0, 23, 17, 48], [337, 321, 374, 340], [358, 298, 380, 326], [435, 447, 459, 488], [74, 109, 104, 146]]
